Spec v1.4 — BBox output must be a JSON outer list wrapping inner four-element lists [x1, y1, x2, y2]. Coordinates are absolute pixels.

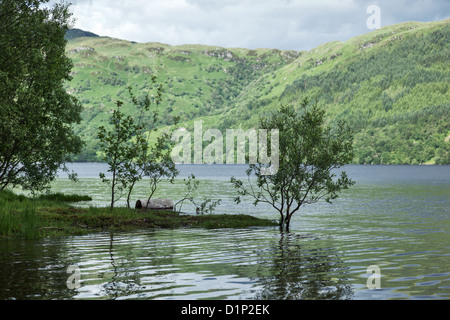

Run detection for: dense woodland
[[276, 23, 450, 164]]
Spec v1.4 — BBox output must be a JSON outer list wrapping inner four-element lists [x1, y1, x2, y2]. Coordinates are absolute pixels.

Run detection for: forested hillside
[[66, 19, 449, 164], [65, 35, 300, 161]]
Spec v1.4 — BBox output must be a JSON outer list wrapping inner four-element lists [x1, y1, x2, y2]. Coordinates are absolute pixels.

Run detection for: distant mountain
[[218, 19, 450, 165], [65, 28, 100, 41], [65, 20, 449, 164], [65, 34, 300, 161]]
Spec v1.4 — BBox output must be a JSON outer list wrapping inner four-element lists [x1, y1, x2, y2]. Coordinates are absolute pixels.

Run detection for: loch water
[[0, 164, 449, 300]]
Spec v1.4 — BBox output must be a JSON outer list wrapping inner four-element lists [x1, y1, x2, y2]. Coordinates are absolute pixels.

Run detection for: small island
[[0, 190, 277, 240]]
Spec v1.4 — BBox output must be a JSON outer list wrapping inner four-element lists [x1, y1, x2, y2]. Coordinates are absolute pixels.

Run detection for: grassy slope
[[66, 19, 450, 164], [222, 19, 450, 164], [65, 37, 299, 160]]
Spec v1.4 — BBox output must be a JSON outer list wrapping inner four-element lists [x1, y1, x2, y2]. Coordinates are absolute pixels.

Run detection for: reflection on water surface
[[1, 164, 449, 300]]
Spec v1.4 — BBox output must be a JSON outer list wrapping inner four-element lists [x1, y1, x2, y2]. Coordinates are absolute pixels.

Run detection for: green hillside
[[65, 36, 300, 161], [66, 19, 450, 164]]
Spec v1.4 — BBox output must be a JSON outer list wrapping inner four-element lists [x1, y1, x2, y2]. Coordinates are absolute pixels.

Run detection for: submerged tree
[[231, 98, 355, 231], [0, 0, 83, 192]]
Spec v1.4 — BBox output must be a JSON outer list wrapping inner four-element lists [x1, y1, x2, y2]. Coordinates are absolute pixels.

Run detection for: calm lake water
[[0, 164, 449, 300]]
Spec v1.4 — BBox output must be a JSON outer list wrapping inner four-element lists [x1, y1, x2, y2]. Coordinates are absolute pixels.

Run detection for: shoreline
[[0, 190, 278, 240]]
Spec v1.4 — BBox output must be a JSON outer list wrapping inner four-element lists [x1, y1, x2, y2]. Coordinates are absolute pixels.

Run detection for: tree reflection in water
[[0, 229, 354, 300], [99, 232, 145, 299], [250, 232, 354, 300], [93, 231, 354, 300]]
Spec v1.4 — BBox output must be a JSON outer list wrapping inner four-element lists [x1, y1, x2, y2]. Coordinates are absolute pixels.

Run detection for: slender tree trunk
[[285, 214, 292, 232], [145, 177, 158, 208], [110, 169, 115, 211], [110, 153, 118, 211], [284, 203, 292, 232], [126, 180, 136, 208], [278, 211, 285, 230]]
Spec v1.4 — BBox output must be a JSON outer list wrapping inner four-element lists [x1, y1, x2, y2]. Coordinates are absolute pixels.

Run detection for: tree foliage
[[174, 174, 221, 215], [98, 79, 178, 210], [231, 99, 355, 231], [0, 0, 83, 192]]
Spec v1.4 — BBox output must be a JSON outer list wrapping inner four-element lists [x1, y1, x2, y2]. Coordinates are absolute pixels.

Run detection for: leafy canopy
[[98, 80, 178, 210], [0, 0, 83, 192], [231, 98, 355, 231]]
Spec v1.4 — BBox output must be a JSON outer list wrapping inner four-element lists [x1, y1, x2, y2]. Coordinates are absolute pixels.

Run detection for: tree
[[231, 98, 355, 231], [174, 174, 221, 215], [141, 130, 179, 206], [0, 0, 83, 193], [98, 100, 137, 210], [98, 81, 179, 210], [174, 174, 200, 213]]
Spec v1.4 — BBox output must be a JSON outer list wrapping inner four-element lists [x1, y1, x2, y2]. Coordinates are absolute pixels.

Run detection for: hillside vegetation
[[66, 19, 450, 164]]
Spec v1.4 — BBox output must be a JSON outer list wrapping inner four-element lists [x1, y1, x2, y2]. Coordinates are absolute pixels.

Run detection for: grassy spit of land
[[0, 190, 277, 240]]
